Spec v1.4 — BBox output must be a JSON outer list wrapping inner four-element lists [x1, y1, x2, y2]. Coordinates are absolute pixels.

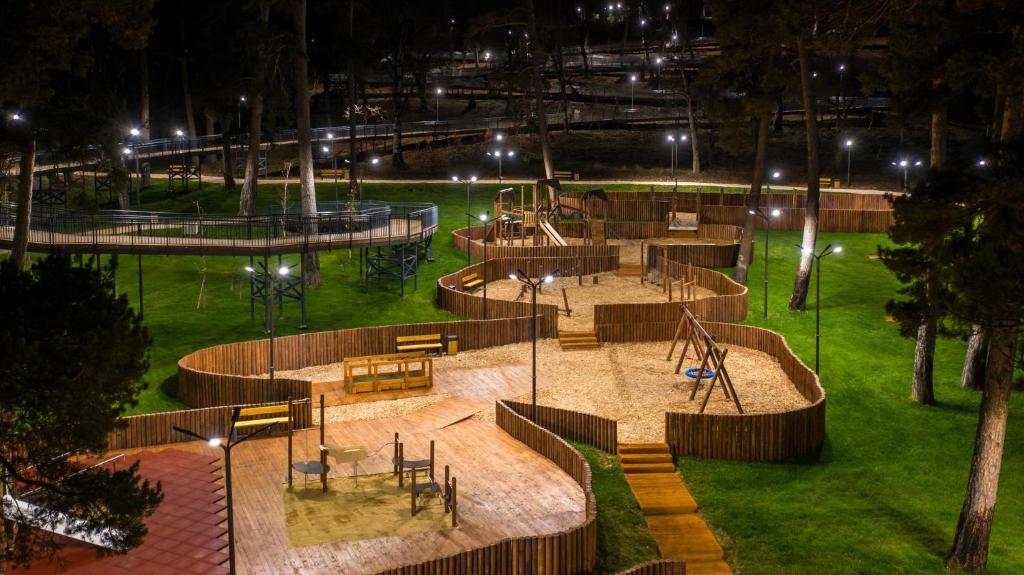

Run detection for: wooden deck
[[149, 365, 585, 575]]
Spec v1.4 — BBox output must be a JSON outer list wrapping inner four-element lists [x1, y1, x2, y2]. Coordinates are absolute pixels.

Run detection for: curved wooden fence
[[503, 400, 619, 454], [595, 264, 748, 342], [437, 256, 618, 325], [700, 205, 893, 233], [453, 226, 621, 261], [178, 317, 553, 408], [377, 399, 598, 575], [664, 322, 826, 461], [616, 559, 687, 575]]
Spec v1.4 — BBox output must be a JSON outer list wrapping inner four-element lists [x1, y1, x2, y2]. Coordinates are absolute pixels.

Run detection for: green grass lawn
[[685, 230, 1023, 574], [574, 443, 660, 573]]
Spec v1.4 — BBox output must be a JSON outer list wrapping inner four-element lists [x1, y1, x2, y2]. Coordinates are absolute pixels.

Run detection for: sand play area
[[278, 340, 810, 443]]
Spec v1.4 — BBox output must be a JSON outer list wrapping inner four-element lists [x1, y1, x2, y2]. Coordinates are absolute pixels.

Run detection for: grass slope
[[684, 230, 1023, 574], [574, 443, 660, 573]]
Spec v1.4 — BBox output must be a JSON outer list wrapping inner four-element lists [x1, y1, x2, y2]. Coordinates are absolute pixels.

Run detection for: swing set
[[666, 306, 744, 415]]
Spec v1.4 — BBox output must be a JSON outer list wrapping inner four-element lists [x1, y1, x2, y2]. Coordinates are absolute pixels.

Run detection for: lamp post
[[666, 133, 688, 190], [246, 262, 292, 393], [326, 133, 338, 204], [749, 208, 781, 319], [487, 149, 515, 183], [844, 139, 853, 186], [128, 127, 142, 205], [629, 74, 637, 111], [452, 175, 478, 265], [893, 159, 922, 190], [171, 422, 275, 575], [767, 170, 781, 194], [511, 269, 558, 420], [477, 211, 491, 319], [434, 87, 443, 125], [238, 96, 247, 132], [796, 243, 843, 373]]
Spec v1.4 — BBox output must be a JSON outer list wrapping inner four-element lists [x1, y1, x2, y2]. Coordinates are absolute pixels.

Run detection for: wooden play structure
[[666, 307, 744, 414], [488, 179, 609, 247], [392, 433, 458, 527], [342, 352, 433, 394]]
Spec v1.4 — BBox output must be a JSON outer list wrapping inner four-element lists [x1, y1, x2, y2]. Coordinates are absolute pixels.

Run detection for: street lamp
[[893, 159, 922, 190], [628, 74, 637, 111], [666, 133, 688, 189], [844, 139, 854, 186], [796, 243, 843, 373], [478, 212, 491, 319], [434, 87, 443, 124], [767, 170, 781, 193], [510, 269, 559, 421], [749, 208, 781, 319], [127, 128, 142, 205], [453, 175, 478, 265], [238, 96, 247, 131], [486, 149, 515, 183], [172, 420, 275, 575], [245, 262, 293, 393], [325, 133, 339, 204]]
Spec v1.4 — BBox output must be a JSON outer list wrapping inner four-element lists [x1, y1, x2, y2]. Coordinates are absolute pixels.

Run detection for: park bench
[[231, 403, 292, 440], [343, 352, 432, 394], [818, 176, 839, 189], [320, 168, 349, 180], [461, 272, 484, 292], [396, 334, 444, 355], [553, 170, 580, 181]]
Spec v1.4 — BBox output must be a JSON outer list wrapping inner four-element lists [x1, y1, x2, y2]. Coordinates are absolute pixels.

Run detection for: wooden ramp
[[558, 328, 599, 351], [538, 220, 568, 246], [618, 443, 732, 575], [618, 263, 644, 277]]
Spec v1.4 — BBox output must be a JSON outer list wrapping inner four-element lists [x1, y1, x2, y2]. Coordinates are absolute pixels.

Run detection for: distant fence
[[453, 226, 621, 260], [178, 317, 550, 408], [107, 400, 312, 450], [701, 206, 893, 233], [617, 559, 687, 575], [563, 189, 891, 211], [595, 265, 748, 342], [377, 400, 598, 574], [664, 322, 826, 461], [504, 400, 619, 454], [436, 256, 618, 327]]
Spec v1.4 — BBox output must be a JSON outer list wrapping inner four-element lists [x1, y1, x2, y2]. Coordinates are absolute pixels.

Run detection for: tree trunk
[[680, 28, 700, 173], [930, 104, 948, 168], [912, 316, 937, 404], [220, 113, 237, 190], [347, 0, 359, 199], [773, 96, 784, 135], [788, 36, 821, 312], [555, 21, 571, 135], [734, 114, 769, 284], [139, 51, 151, 140], [579, 26, 590, 78], [178, 3, 198, 166], [528, 0, 554, 179], [999, 89, 1022, 143], [292, 0, 320, 287], [239, 1, 269, 217], [945, 328, 1018, 571], [12, 138, 35, 271], [962, 326, 988, 390], [103, 143, 132, 210]]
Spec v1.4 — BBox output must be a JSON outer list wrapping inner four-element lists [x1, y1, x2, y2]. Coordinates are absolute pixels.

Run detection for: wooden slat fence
[[701, 206, 894, 233], [178, 317, 551, 408], [616, 559, 687, 575], [595, 264, 747, 341], [503, 400, 619, 454], [453, 227, 622, 261], [106, 400, 312, 450], [664, 322, 826, 461], [563, 189, 892, 211], [377, 400, 598, 575]]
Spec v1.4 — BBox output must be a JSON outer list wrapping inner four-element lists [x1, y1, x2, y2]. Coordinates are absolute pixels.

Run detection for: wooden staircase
[[558, 328, 599, 351], [618, 443, 733, 575]]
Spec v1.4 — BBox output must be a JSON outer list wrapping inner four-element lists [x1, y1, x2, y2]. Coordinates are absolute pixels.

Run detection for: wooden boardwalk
[[618, 443, 733, 575], [142, 365, 584, 575]]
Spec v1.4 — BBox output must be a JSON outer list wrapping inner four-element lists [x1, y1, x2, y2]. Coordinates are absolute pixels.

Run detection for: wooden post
[[451, 476, 458, 527], [561, 288, 571, 317], [429, 440, 435, 481], [319, 395, 328, 492], [392, 432, 399, 475], [640, 240, 645, 284], [287, 397, 293, 488], [444, 464, 451, 507], [397, 443, 404, 487], [410, 467, 417, 516]]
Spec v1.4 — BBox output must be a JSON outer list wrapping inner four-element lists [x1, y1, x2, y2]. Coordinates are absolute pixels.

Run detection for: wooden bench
[[818, 176, 839, 189], [343, 352, 433, 394], [232, 403, 292, 440], [461, 273, 484, 291], [553, 170, 580, 181], [320, 168, 349, 180], [396, 334, 444, 355]]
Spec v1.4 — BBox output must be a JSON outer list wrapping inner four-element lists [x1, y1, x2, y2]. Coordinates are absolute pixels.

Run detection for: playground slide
[[2, 493, 125, 550], [538, 221, 568, 246]]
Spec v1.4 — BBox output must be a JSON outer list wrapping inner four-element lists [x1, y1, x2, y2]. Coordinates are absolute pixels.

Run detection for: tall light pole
[[479, 212, 491, 319], [246, 261, 292, 394], [434, 87, 443, 124], [452, 175, 478, 265], [767, 170, 781, 194], [797, 243, 843, 373], [837, 63, 846, 126], [172, 421, 275, 575], [844, 139, 854, 186], [128, 127, 141, 205], [893, 158, 922, 190], [487, 149, 515, 183], [749, 208, 781, 319], [666, 132, 688, 190], [238, 95, 247, 132], [325, 133, 338, 205], [511, 269, 558, 421], [629, 74, 637, 111]]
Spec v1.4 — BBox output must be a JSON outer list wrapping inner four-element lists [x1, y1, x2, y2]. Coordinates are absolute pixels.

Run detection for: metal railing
[[0, 201, 438, 255]]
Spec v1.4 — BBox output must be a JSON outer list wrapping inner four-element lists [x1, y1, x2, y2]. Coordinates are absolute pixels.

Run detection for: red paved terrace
[[18, 448, 229, 575]]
